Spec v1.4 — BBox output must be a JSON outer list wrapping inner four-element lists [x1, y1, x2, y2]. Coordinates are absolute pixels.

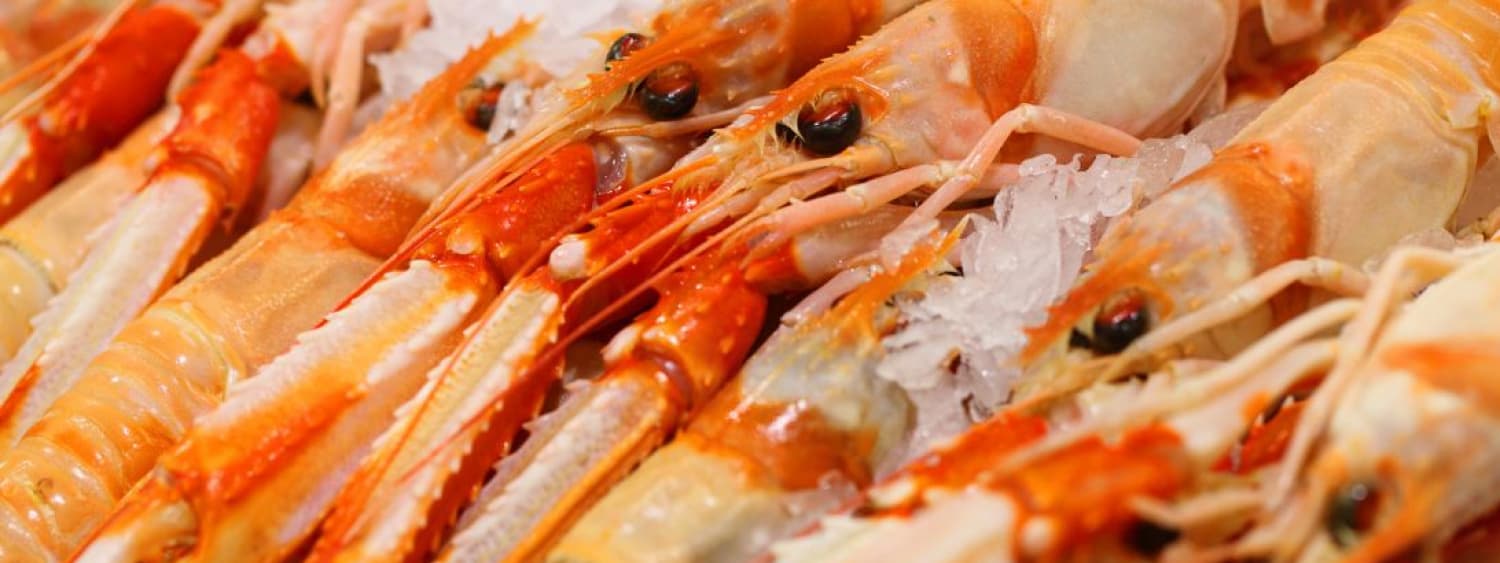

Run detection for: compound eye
[[459, 80, 505, 131], [1327, 482, 1383, 548], [1090, 289, 1149, 355], [795, 88, 862, 156], [606, 32, 649, 68], [639, 62, 699, 120]]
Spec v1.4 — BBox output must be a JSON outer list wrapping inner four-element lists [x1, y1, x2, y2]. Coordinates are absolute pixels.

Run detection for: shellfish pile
[[0, 0, 1497, 561]]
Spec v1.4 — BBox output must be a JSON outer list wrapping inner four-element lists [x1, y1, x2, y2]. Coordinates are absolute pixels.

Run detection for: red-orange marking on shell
[[686, 385, 879, 490], [155, 49, 281, 209], [785, 0, 883, 79], [951, 0, 1037, 119], [417, 143, 597, 279], [899, 411, 1049, 494], [0, 4, 199, 222], [624, 255, 767, 410], [993, 425, 1188, 556], [1381, 339, 1500, 414], [1230, 399, 1307, 474], [1188, 142, 1314, 286]]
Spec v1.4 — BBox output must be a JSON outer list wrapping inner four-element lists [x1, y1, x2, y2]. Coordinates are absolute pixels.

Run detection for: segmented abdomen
[[0, 303, 225, 561]]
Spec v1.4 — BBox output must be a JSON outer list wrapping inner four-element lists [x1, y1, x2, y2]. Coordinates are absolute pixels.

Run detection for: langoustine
[[1227, 242, 1500, 561], [332, 0, 1250, 560], [0, 0, 419, 448], [770, 1, 1500, 558], [1019, 0, 1500, 402], [67, 0, 920, 559], [0, 18, 529, 561]]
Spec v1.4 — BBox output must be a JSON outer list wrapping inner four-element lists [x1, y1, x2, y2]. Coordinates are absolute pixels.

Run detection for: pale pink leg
[[313, 14, 370, 170], [310, 0, 361, 107], [687, 167, 841, 239], [752, 163, 947, 254], [911, 103, 1141, 221], [167, 0, 262, 97]]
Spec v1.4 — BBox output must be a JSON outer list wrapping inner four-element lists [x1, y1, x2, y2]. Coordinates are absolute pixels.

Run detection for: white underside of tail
[[76, 260, 483, 562], [333, 284, 560, 555], [0, 175, 212, 445], [444, 379, 657, 562]]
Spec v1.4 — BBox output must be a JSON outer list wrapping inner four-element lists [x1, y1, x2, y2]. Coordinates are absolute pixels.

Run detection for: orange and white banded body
[[0, 0, 423, 452], [312, 1, 1257, 561], [63, 0, 925, 559], [0, 21, 528, 561]]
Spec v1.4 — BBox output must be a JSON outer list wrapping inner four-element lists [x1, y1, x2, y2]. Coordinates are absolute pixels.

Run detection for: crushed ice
[[373, 0, 662, 101], [877, 135, 1218, 459], [365, 0, 662, 139]]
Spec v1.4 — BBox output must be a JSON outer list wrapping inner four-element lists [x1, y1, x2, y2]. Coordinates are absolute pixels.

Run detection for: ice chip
[[373, 0, 662, 106], [877, 132, 1228, 461]]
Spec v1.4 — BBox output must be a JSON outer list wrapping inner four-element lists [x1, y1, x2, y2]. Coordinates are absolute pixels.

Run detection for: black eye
[[1327, 482, 1382, 548], [1090, 289, 1149, 355], [606, 32, 650, 69], [459, 79, 504, 130], [796, 89, 862, 156], [638, 62, 698, 120]]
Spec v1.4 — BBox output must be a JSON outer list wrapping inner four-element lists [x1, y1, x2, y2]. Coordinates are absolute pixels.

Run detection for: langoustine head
[[423, 0, 926, 227], [1251, 247, 1500, 561], [1017, 142, 1316, 400], [669, 0, 1237, 244]]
